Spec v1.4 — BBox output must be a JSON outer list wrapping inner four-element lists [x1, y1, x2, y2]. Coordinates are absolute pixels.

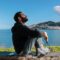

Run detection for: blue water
[[0, 30, 13, 48], [0, 29, 60, 48], [41, 30, 60, 46]]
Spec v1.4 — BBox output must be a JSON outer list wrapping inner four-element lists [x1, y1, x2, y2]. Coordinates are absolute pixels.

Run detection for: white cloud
[[54, 5, 60, 14]]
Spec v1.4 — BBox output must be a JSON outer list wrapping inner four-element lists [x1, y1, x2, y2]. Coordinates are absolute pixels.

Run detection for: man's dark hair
[[14, 12, 22, 22]]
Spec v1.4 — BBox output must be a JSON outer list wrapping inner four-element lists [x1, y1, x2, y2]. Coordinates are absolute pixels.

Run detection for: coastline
[[34, 26, 60, 30]]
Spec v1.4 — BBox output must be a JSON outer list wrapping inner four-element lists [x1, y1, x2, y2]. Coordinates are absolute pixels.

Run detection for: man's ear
[[18, 17, 21, 20], [18, 17, 22, 22]]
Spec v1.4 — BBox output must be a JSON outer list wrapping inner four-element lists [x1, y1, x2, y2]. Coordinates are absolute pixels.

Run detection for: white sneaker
[[38, 47, 50, 55], [43, 47, 50, 53], [38, 48, 46, 55]]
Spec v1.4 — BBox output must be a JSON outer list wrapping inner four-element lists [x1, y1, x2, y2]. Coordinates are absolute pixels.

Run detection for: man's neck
[[18, 21, 25, 25]]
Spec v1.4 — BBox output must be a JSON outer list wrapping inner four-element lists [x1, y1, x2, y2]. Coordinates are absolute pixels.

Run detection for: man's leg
[[21, 37, 38, 56], [35, 38, 50, 57], [35, 40, 40, 56], [35, 38, 45, 56]]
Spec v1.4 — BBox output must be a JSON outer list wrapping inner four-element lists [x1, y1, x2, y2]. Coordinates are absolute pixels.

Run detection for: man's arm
[[40, 32, 48, 42], [22, 25, 42, 38]]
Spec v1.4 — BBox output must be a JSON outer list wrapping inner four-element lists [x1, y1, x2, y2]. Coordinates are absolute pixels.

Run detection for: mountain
[[31, 21, 60, 29], [56, 22, 60, 26], [37, 21, 60, 26]]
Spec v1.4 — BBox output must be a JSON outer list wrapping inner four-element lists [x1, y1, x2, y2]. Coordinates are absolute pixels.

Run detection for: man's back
[[11, 23, 29, 54], [11, 22, 41, 54]]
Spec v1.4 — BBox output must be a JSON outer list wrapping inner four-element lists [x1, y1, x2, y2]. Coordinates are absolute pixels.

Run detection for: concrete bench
[[0, 52, 60, 60]]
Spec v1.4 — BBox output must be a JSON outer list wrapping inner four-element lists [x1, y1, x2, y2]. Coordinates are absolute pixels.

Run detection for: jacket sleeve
[[23, 25, 42, 38]]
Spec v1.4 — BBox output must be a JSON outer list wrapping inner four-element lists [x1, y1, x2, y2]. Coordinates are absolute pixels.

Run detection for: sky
[[0, 0, 60, 29]]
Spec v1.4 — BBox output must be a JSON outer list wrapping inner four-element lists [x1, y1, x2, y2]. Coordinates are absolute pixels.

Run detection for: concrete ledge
[[0, 52, 60, 60], [0, 56, 60, 60]]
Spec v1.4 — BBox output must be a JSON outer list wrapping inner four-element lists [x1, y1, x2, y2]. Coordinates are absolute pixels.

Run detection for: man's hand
[[41, 32, 48, 42]]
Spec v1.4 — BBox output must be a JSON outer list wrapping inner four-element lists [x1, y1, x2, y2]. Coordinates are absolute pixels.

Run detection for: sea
[[0, 29, 60, 48]]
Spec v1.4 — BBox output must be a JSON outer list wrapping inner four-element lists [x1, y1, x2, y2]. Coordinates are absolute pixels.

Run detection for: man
[[11, 11, 48, 56]]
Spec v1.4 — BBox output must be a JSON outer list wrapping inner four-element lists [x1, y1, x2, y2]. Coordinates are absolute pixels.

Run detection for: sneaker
[[38, 47, 50, 54], [36, 48, 45, 58], [38, 48, 46, 55]]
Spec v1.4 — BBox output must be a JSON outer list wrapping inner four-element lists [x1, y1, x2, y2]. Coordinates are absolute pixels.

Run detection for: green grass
[[31, 46, 60, 52], [0, 46, 60, 52], [48, 46, 60, 52], [0, 48, 15, 52]]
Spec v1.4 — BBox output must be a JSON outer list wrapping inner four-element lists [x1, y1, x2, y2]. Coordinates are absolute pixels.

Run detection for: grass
[[0, 48, 15, 52], [48, 46, 60, 52], [0, 46, 60, 52], [32, 46, 60, 52]]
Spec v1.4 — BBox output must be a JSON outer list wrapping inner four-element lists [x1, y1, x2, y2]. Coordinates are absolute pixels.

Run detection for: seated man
[[11, 11, 49, 57]]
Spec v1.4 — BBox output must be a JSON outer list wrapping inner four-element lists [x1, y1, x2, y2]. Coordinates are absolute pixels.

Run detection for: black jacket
[[11, 22, 41, 54]]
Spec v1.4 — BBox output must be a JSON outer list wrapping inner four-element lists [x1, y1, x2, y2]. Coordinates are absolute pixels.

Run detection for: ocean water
[[0, 29, 60, 48], [0, 30, 13, 48], [41, 30, 60, 46]]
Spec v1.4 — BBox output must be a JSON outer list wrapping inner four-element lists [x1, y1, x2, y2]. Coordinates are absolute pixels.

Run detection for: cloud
[[54, 5, 60, 14]]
